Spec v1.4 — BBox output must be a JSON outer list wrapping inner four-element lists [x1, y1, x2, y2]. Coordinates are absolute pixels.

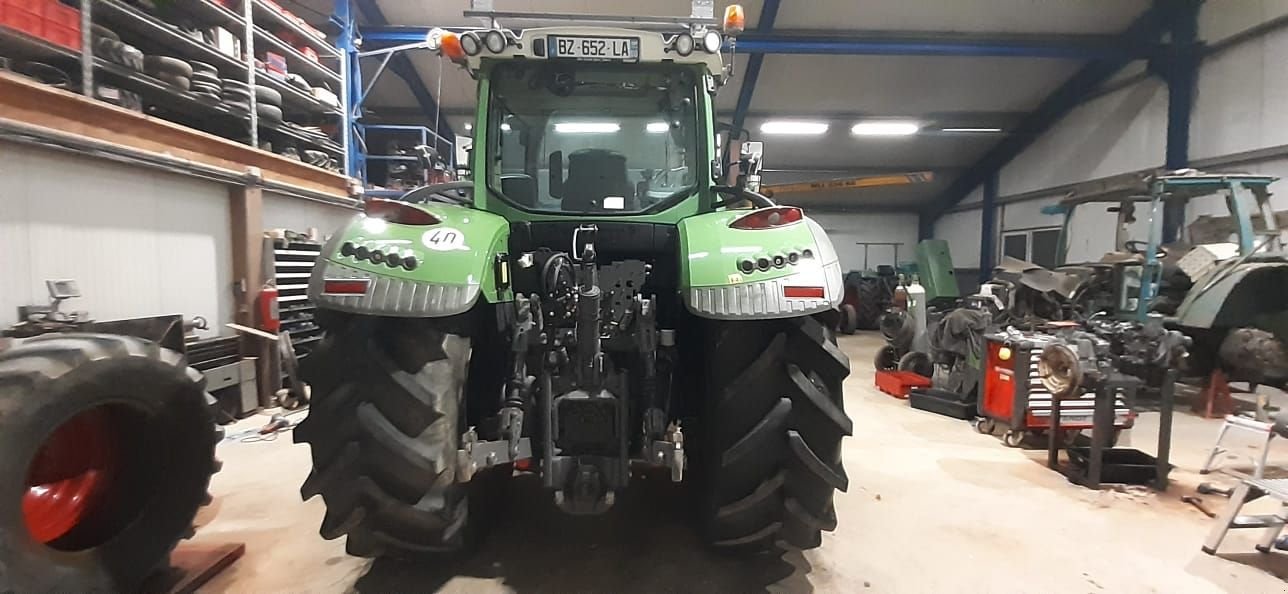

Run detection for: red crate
[[0, 4, 43, 38], [43, 21, 78, 50], [5, 0, 47, 13], [43, 0, 77, 28], [875, 370, 932, 400]]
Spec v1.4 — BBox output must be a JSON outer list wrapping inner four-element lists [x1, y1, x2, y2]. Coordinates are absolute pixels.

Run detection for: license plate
[[549, 36, 639, 62]]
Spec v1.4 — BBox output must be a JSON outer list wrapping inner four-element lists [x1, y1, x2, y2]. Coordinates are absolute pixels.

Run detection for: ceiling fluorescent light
[[760, 120, 829, 135], [554, 122, 621, 134], [851, 121, 920, 136], [941, 127, 1004, 133], [646, 121, 670, 133]]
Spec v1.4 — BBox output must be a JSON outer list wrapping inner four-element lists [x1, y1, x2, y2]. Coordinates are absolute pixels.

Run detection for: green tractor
[[295, 6, 852, 557]]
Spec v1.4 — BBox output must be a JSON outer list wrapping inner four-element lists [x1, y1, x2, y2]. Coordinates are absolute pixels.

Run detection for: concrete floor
[[196, 333, 1288, 593]]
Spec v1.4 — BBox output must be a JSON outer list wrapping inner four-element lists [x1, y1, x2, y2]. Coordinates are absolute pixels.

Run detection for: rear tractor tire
[[703, 314, 853, 551], [0, 334, 220, 593], [295, 311, 478, 558]]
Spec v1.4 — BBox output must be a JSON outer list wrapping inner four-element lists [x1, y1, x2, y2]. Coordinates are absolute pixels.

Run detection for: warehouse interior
[[4, 0, 1288, 592]]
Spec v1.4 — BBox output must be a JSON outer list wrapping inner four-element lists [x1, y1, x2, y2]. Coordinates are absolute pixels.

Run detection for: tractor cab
[[1053, 171, 1282, 322]]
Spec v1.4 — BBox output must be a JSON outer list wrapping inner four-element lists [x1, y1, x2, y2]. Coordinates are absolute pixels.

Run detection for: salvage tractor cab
[[295, 4, 852, 560], [1053, 171, 1288, 381]]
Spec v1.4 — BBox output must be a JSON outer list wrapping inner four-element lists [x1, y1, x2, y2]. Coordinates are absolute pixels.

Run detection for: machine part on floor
[[0, 334, 220, 592], [879, 308, 914, 349], [925, 308, 988, 399], [1182, 495, 1217, 518], [1197, 482, 1233, 496], [838, 303, 858, 334], [909, 387, 976, 420], [874, 344, 900, 371], [297, 3, 851, 558], [1037, 343, 1082, 399], [898, 351, 933, 378]]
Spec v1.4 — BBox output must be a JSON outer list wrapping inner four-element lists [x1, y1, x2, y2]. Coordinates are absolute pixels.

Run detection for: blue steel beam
[[352, 0, 455, 158], [727, 0, 781, 162], [1162, 0, 1201, 243], [360, 27, 1153, 60], [927, 2, 1170, 220]]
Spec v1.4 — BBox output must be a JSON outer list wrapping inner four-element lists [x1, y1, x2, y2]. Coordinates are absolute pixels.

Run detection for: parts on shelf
[[0, 0, 345, 169]]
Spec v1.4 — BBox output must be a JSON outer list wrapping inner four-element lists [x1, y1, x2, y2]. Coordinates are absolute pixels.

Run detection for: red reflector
[[730, 206, 804, 230], [364, 199, 441, 225], [783, 286, 825, 299], [323, 279, 370, 295]]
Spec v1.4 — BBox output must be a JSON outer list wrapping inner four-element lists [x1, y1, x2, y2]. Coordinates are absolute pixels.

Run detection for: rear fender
[[1177, 261, 1288, 330], [308, 204, 511, 317], [678, 210, 843, 319]]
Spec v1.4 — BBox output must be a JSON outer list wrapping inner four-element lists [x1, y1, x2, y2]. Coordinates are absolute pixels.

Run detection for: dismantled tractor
[[295, 5, 852, 558]]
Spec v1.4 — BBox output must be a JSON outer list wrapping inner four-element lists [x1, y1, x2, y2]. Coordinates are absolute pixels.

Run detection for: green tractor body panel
[[1175, 261, 1288, 334], [914, 239, 960, 301], [307, 203, 512, 317], [678, 211, 844, 319]]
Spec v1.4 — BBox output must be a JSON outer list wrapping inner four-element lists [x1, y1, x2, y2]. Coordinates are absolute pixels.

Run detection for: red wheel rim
[[23, 407, 119, 544]]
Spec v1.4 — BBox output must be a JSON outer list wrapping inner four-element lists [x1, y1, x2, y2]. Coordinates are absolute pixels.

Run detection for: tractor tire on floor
[[295, 310, 477, 558], [0, 334, 220, 593], [854, 278, 883, 330], [702, 315, 853, 552], [838, 304, 859, 335]]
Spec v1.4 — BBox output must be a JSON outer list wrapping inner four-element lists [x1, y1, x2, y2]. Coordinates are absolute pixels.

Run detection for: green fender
[[308, 203, 512, 317], [678, 210, 844, 319], [1176, 261, 1288, 333]]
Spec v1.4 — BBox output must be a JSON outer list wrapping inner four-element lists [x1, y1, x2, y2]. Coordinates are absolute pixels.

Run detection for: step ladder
[[1202, 477, 1288, 555]]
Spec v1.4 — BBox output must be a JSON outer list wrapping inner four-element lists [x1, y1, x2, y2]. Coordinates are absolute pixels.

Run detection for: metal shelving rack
[[0, 0, 346, 168]]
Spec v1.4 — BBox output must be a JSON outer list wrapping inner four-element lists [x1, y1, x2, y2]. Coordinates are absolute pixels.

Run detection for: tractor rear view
[[294, 4, 853, 559]]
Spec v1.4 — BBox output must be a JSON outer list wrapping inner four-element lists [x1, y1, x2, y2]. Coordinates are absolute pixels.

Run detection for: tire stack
[[222, 78, 252, 114], [256, 85, 283, 124], [189, 61, 221, 101], [143, 56, 192, 91]]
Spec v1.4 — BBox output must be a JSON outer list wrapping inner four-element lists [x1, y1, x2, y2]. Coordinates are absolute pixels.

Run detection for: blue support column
[[334, 0, 364, 181], [979, 171, 999, 283], [1163, 0, 1200, 243]]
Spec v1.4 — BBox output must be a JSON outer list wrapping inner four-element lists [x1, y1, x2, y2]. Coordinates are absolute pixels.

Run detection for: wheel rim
[[23, 407, 120, 545]]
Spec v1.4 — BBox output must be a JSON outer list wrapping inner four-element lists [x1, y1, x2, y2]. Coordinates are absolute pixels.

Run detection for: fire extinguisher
[[258, 285, 280, 332]]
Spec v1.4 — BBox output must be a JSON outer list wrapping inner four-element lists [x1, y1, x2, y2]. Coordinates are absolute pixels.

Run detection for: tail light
[[729, 206, 803, 230], [364, 199, 441, 225], [784, 286, 826, 299]]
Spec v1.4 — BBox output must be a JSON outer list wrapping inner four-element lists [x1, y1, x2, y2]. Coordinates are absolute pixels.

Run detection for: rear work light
[[783, 286, 825, 299], [322, 279, 370, 295], [729, 206, 803, 230], [364, 199, 441, 225]]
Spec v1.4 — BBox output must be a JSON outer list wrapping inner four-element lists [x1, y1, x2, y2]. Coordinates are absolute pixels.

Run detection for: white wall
[[933, 209, 982, 269], [263, 192, 357, 236], [937, 4, 1288, 268], [808, 212, 919, 272], [0, 146, 232, 335], [1, 146, 360, 335], [999, 78, 1168, 196]]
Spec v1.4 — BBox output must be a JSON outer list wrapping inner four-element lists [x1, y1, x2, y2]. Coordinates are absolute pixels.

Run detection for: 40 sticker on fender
[[422, 227, 468, 251]]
